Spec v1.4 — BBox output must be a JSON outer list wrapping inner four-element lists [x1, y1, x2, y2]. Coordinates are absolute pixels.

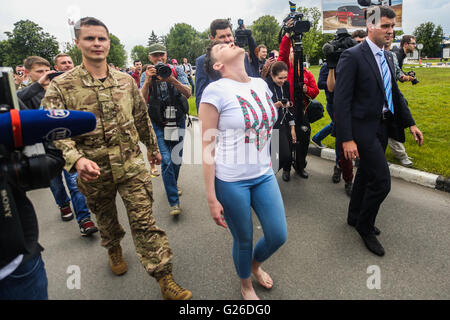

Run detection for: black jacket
[[334, 40, 415, 144], [265, 76, 294, 129], [17, 82, 45, 110]]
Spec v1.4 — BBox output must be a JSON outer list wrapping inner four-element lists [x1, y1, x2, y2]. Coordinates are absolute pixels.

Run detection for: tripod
[[290, 32, 310, 175]]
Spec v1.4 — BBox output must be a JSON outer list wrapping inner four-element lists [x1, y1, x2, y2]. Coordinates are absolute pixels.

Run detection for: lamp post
[[417, 43, 423, 65]]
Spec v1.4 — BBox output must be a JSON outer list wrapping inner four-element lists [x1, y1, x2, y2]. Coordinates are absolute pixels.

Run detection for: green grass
[[187, 66, 450, 177]]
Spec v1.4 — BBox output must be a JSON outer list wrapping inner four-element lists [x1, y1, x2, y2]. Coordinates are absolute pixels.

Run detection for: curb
[[308, 145, 450, 193], [188, 117, 449, 193]]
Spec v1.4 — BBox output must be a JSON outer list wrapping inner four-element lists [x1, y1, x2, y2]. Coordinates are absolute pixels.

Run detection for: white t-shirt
[[201, 77, 277, 182]]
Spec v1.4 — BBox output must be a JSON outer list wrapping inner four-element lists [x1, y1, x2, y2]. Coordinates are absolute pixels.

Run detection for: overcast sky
[[1, 0, 449, 65]]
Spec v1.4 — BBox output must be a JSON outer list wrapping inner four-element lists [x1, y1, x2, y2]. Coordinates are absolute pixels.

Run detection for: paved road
[[29, 123, 450, 300]]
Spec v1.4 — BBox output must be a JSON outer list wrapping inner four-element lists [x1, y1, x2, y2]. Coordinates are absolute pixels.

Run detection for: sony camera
[[283, 1, 311, 34], [322, 28, 358, 68], [0, 68, 64, 192], [154, 62, 172, 79], [235, 19, 252, 48], [407, 71, 419, 85]]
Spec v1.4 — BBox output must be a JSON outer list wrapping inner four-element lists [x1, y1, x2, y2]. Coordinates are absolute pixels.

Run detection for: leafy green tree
[[148, 30, 159, 47], [165, 23, 203, 64], [64, 42, 82, 66], [295, 6, 322, 64], [2, 20, 59, 68], [107, 33, 127, 67], [413, 22, 444, 58], [251, 15, 281, 52], [131, 45, 149, 64]]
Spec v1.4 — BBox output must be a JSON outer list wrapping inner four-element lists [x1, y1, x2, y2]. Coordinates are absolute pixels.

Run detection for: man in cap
[[141, 43, 191, 217]]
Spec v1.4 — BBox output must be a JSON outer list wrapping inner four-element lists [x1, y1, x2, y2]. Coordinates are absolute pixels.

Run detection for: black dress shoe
[[358, 232, 385, 256], [347, 220, 381, 236], [282, 170, 290, 182], [298, 169, 309, 179], [344, 182, 353, 197]]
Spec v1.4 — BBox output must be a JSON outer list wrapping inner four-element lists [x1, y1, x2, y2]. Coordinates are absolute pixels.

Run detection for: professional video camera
[[0, 68, 97, 191], [282, 1, 311, 34], [235, 19, 252, 48], [322, 28, 358, 68]]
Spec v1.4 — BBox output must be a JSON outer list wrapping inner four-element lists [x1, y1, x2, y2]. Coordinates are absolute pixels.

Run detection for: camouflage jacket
[[41, 64, 159, 182]]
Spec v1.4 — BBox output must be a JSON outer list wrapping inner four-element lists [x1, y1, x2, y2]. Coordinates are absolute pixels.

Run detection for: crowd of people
[[1, 5, 424, 301]]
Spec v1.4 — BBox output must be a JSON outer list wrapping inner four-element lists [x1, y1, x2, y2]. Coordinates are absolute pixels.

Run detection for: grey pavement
[[28, 123, 450, 300]]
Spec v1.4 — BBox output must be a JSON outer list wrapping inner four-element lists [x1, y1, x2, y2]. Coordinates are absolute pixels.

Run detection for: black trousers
[[272, 124, 293, 172], [347, 120, 391, 235], [293, 115, 311, 172]]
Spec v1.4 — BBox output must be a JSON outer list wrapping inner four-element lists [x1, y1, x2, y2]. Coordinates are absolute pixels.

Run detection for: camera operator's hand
[[326, 52, 340, 69], [144, 65, 157, 83], [147, 150, 162, 165], [400, 75, 413, 82], [285, 19, 295, 37], [38, 70, 56, 88], [342, 140, 359, 160], [14, 73, 24, 85], [303, 84, 308, 93], [75, 157, 101, 182], [409, 125, 424, 147], [274, 101, 283, 109]]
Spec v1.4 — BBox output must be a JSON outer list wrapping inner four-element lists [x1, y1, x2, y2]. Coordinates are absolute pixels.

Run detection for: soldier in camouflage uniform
[[41, 16, 192, 300]]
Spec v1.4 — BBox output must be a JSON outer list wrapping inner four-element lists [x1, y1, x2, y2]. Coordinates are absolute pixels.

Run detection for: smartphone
[[48, 71, 65, 80], [269, 52, 275, 59]]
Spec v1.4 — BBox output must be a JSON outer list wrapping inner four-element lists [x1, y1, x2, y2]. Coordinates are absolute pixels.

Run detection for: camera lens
[[155, 62, 172, 79]]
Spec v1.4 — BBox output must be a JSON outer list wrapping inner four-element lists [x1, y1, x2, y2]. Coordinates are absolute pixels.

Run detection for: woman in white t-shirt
[[199, 41, 287, 300]]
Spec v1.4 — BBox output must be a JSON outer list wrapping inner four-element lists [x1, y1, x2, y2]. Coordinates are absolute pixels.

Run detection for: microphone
[[0, 109, 97, 148]]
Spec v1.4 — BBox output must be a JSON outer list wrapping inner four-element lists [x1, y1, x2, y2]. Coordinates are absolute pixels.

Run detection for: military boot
[[108, 245, 127, 276], [158, 274, 192, 300]]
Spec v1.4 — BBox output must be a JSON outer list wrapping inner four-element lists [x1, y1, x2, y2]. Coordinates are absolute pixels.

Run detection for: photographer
[[386, 35, 414, 167], [195, 19, 260, 112], [14, 65, 30, 90], [141, 43, 191, 217], [278, 20, 319, 179], [391, 35, 417, 83], [265, 61, 296, 182], [1, 92, 64, 300]]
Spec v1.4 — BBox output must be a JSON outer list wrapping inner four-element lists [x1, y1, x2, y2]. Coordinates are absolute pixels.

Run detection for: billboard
[[322, 0, 403, 33]]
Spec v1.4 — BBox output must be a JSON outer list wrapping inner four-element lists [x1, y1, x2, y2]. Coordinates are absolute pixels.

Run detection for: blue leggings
[[215, 174, 288, 279]]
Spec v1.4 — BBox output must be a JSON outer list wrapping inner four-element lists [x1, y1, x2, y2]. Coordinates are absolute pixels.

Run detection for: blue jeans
[[313, 102, 334, 143], [215, 174, 288, 279], [0, 254, 48, 300], [152, 119, 185, 206], [49, 170, 90, 223]]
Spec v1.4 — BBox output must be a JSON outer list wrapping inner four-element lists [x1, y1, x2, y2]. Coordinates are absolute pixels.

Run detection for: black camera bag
[[306, 98, 324, 123]]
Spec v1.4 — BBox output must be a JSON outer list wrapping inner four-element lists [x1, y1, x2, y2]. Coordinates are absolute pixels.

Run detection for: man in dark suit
[[334, 6, 423, 256]]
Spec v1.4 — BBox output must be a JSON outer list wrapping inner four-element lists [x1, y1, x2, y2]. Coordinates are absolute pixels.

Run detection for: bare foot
[[252, 267, 273, 289], [241, 286, 260, 300]]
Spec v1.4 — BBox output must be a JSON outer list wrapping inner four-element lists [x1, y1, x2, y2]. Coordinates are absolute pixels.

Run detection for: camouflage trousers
[[77, 166, 173, 281]]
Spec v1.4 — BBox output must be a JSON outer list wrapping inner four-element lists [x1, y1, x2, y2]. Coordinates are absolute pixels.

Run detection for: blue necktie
[[377, 51, 394, 114]]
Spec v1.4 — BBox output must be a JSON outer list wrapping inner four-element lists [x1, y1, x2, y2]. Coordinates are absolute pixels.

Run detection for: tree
[[413, 22, 444, 58], [165, 23, 204, 64], [2, 20, 59, 68], [131, 45, 149, 64], [107, 33, 127, 67], [295, 6, 323, 64], [147, 30, 159, 47], [251, 15, 281, 52], [64, 42, 82, 66]]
